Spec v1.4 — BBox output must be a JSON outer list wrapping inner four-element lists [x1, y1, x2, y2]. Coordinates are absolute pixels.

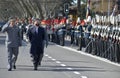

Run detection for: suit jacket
[[2, 23, 21, 48], [27, 25, 48, 54]]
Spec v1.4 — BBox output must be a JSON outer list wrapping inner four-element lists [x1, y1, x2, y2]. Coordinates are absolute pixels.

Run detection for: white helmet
[[87, 16, 91, 22], [77, 17, 81, 23]]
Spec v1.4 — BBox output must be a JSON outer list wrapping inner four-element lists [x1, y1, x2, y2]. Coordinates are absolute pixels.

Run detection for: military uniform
[[90, 24, 97, 55], [70, 27, 75, 44], [2, 21, 21, 71], [75, 25, 84, 50], [116, 27, 120, 62], [57, 25, 66, 46], [84, 24, 92, 53]]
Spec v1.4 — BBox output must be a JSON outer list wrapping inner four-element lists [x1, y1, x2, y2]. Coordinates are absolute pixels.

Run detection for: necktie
[[36, 27, 38, 34]]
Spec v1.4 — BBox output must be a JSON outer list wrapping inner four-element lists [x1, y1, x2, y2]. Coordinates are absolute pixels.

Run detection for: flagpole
[[108, 0, 110, 22], [102, 0, 103, 13], [86, 0, 90, 19], [102, 0, 103, 25]]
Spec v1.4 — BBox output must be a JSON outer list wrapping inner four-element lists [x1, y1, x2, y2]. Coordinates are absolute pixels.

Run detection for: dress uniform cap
[[96, 14, 100, 23], [101, 16, 104, 23], [87, 16, 91, 22], [110, 15, 115, 25], [77, 17, 81, 23]]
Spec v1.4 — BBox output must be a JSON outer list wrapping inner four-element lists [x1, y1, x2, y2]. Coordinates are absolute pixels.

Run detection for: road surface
[[0, 33, 120, 78]]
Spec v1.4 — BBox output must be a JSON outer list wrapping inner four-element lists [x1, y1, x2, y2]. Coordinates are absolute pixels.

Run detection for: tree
[[77, 0, 81, 17], [0, 0, 74, 21]]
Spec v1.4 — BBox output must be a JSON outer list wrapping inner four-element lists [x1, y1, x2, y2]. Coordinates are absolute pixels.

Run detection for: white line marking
[[45, 54, 48, 57], [73, 71, 80, 75], [60, 64, 66, 67], [48, 56, 52, 59], [81, 76, 88, 78], [54, 43, 120, 67], [56, 61, 61, 64], [67, 68, 73, 70], [52, 59, 56, 61]]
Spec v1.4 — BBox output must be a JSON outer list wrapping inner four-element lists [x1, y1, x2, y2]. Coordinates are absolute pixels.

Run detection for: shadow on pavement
[[16, 67, 106, 72], [13, 64, 106, 72], [1, 64, 119, 72]]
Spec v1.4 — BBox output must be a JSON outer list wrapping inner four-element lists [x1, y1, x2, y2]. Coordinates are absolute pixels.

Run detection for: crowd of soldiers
[[44, 15, 120, 63], [2, 15, 120, 63], [69, 15, 120, 63], [85, 17, 120, 63]]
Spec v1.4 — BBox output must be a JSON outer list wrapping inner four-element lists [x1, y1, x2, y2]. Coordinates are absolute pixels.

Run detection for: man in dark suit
[[27, 18, 48, 70]]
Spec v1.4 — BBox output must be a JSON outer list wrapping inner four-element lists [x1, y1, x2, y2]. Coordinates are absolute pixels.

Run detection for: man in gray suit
[[2, 18, 21, 71]]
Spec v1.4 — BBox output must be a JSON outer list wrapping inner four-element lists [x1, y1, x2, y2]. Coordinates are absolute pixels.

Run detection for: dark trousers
[[109, 42, 115, 61], [55, 32, 59, 44], [99, 39, 104, 57], [59, 33, 65, 46], [51, 34, 55, 42], [117, 43, 120, 63], [71, 32, 74, 44], [103, 40, 109, 58], [85, 38, 92, 53], [78, 37, 85, 50], [33, 54, 43, 66], [32, 47, 44, 67], [91, 39, 96, 55], [114, 43, 119, 62], [96, 39, 101, 56]]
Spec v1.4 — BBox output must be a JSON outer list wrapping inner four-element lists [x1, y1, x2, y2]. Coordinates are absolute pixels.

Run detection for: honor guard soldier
[[75, 17, 84, 50], [102, 21, 111, 58], [112, 17, 120, 62], [90, 18, 97, 55], [69, 21, 75, 44], [116, 16, 120, 63], [117, 26, 120, 63], [93, 15, 102, 56], [57, 17, 66, 46], [84, 16, 92, 53], [99, 15, 107, 57]]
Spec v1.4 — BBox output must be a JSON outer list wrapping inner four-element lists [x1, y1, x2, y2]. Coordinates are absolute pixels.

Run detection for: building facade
[[90, 0, 120, 15]]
